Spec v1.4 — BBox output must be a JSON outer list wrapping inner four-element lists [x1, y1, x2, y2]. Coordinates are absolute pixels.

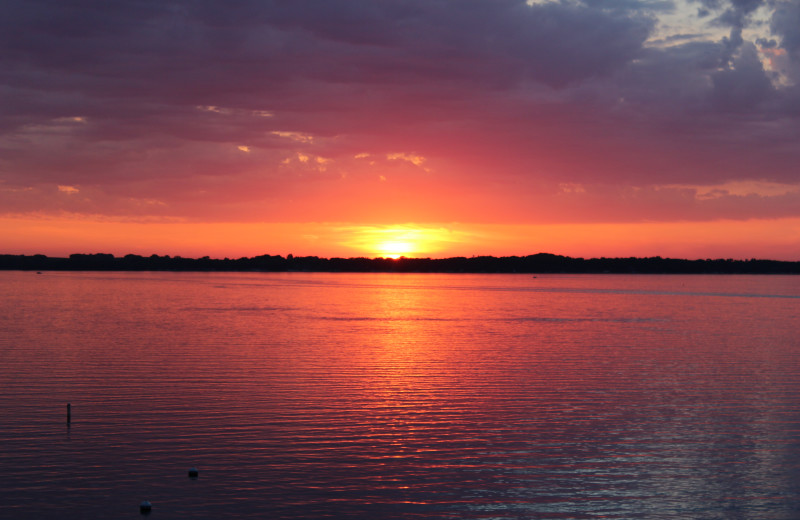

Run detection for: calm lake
[[1, 271, 800, 519]]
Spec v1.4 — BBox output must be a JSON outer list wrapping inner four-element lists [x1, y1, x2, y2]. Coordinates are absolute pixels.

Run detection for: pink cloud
[[0, 0, 799, 234]]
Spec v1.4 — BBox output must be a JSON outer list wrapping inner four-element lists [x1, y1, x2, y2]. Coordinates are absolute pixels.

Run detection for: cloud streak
[[1, 0, 799, 234]]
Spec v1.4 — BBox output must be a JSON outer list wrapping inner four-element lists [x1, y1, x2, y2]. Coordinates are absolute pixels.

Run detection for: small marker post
[[67, 403, 71, 425]]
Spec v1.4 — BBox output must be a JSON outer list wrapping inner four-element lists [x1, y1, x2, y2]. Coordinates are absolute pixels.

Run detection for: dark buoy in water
[[139, 500, 152, 515], [66, 403, 71, 425], [188, 467, 199, 479]]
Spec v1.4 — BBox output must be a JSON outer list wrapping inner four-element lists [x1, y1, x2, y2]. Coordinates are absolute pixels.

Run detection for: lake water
[[1, 271, 800, 519]]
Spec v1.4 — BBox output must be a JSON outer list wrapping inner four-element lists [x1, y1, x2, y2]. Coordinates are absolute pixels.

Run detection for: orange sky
[[2, 1, 799, 261], [2, 215, 799, 260]]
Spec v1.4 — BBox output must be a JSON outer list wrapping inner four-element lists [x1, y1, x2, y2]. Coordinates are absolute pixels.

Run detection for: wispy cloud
[[1, 0, 799, 257]]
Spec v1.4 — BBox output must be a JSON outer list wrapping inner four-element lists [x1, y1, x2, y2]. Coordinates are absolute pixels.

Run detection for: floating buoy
[[188, 467, 199, 479], [139, 500, 152, 514]]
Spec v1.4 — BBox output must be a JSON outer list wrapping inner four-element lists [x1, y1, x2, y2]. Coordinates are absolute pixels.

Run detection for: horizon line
[[3, 251, 800, 263]]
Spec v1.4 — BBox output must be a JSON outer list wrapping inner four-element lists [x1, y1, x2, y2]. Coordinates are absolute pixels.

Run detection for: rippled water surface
[[1, 271, 800, 519]]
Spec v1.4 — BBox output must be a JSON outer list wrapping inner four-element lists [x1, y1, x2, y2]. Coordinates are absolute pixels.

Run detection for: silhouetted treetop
[[0, 253, 798, 274]]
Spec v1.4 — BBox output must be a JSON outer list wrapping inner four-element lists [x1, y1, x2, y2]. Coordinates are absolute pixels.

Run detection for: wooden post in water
[[67, 403, 71, 425]]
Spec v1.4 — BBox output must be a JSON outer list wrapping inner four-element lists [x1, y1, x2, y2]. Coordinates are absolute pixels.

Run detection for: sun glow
[[338, 225, 463, 258], [370, 228, 426, 258], [2, 215, 798, 261], [375, 240, 415, 259]]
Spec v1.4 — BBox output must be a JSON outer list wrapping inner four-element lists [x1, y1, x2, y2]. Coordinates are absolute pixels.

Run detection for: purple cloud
[[0, 0, 799, 224]]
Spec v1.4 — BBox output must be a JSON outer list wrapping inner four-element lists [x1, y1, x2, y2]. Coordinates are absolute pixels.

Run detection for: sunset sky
[[2, 0, 800, 260]]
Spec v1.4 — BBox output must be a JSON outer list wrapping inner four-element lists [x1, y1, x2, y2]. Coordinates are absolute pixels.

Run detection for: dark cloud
[[0, 1, 652, 92], [771, 0, 800, 56], [0, 0, 799, 224], [756, 37, 777, 49], [0, 1, 654, 147], [710, 42, 774, 111], [0, 0, 654, 140], [690, 0, 767, 65]]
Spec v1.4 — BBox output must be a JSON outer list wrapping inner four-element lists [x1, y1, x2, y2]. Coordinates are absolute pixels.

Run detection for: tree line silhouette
[[1, 252, 798, 274]]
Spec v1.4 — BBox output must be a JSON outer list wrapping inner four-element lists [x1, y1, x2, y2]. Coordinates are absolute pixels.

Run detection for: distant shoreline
[[1, 253, 799, 274]]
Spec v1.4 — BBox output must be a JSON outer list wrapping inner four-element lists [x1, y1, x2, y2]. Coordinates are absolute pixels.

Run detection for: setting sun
[[2, 1, 800, 263], [335, 225, 465, 258], [366, 228, 425, 258], [376, 240, 414, 258], [4, 0, 800, 516]]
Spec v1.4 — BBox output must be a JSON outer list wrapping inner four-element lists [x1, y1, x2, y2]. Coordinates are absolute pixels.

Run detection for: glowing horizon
[[2, 1, 799, 260], [2, 215, 798, 261]]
